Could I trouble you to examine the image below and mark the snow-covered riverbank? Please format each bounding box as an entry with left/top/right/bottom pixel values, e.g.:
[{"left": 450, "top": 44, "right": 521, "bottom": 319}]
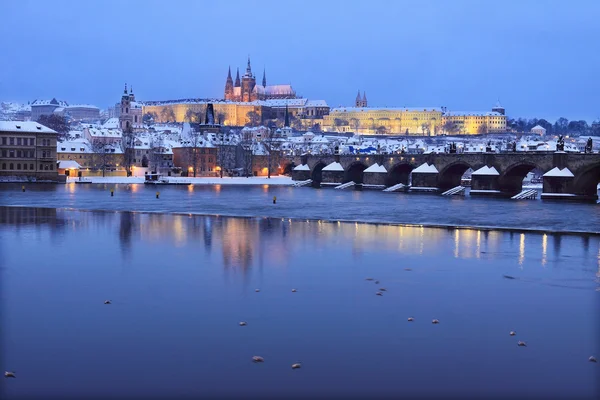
[{"left": 66, "top": 176, "right": 294, "bottom": 186}]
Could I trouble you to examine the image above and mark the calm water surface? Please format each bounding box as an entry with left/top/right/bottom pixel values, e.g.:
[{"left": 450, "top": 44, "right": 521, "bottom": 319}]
[
  {"left": 0, "top": 183, "right": 599, "bottom": 233},
  {"left": 1, "top": 207, "right": 599, "bottom": 399}
]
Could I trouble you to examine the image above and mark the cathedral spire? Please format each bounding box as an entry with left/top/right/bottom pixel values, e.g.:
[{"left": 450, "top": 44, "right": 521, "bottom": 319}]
[
  {"left": 227, "top": 66, "right": 232, "bottom": 79},
  {"left": 235, "top": 68, "right": 240, "bottom": 87},
  {"left": 246, "top": 56, "right": 252, "bottom": 76},
  {"left": 362, "top": 92, "right": 367, "bottom": 104},
  {"left": 284, "top": 104, "right": 290, "bottom": 128},
  {"left": 262, "top": 67, "right": 266, "bottom": 87},
  {"left": 355, "top": 90, "right": 361, "bottom": 107}
]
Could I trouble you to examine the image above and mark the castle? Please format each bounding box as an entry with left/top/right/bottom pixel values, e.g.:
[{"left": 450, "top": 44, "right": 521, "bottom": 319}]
[{"left": 224, "top": 57, "right": 297, "bottom": 102}]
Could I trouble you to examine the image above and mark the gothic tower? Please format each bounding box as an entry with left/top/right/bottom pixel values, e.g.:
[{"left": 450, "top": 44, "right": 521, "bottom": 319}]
[
  {"left": 234, "top": 68, "right": 241, "bottom": 87},
  {"left": 362, "top": 92, "right": 367, "bottom": 107},
  {"left": 355, "top": 90, "right": 362, "bottom": 107},
  {"left": 224, "top": 66, "right": 234, "bottom": 100},
  {"left": 241, "top": 56, "right": 256, "bottom": 102},
  {"left": 262, "top": 68, "right": 267, "bottom": 87},
  {"left": 119, "top": 83, "right": 134, "bottom": 131}
]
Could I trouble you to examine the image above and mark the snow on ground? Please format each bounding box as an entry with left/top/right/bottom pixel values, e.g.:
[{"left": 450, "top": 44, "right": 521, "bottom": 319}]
[{"left": 66, "top": 176, "right": 294, "bottom": 186}]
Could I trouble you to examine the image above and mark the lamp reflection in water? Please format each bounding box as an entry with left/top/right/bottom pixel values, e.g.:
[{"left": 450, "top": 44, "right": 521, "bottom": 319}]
[
  {"left": 519, "top": 233, "right": 525, "bottom": 268},
  {"left": 541, "top": 234, "right": 548, "bottom": 267},
  {"left": 454, "top": 229, "right": 460, "bottom": 258}
]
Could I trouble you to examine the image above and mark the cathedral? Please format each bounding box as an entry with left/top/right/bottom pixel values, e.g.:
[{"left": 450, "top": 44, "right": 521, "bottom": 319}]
[{"left": 224, "top": 57, "right": 296, "bottom": 102}]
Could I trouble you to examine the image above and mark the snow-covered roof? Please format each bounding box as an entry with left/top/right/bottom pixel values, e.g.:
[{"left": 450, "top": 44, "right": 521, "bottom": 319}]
[
  {"left": 58, "top": 140, "right": 92, "bottom": 153},
  {"left": 364, "top": 163, "right": 387, "bottom": 173},
  {"left": 444, "top": 111, "right": 503, "bottom": 117},
  {"left": 543, "top": 167, "right": 574, "bottom": 178},
  {"left": 293, "top": 164, "right": 310, "bottom": 171},
  {"left": 322, "top": 162, "right": 344, "bottom": 171},
  {"left": 331, "top": 107, "right": 442, "bottom": 113},
  {"left": 412, "top": 163, "right": 439, "bottom": 173},
  {"left": 102, "top": 117, "right": 120, "bottom": 129},
  {"left": 58, "top": 160, "right": 82, "bottom": 169},
  {"left": 531, "top": 125, "right": 546, "bottom": 131},
  {"left": 1, "top": 102, "right": 31, "bottom": 112},
  {"left": 86, "top": 128, "right": 122, "bottom": 137},
  {"left": 31, "top": 99, "right": 69, "bottom": 107},
  {"left": 67, "top": 104, "right": 99, "bottom": 110},
  {"left": 253, "top": 84, "right": 295, "bottom": 96},
  {"left": 261, "top": 98, "right": 306, "bottom": 107},
  {"left": 0, "top": 120, "right": 57, "bottom": 134},
  {"left": 472, "top": 166, "right": 500, "bottom": 176},
  {"left": 305, "top": 100, "right": 329, "bottom": 108}
]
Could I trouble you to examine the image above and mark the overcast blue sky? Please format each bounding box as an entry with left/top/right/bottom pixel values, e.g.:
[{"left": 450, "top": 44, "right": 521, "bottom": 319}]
[{"left": 1, "top": 0, "right": 599, "bottom": 121}]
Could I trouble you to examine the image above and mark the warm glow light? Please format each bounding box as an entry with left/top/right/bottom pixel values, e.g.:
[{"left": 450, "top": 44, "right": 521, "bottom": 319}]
[
  {"left": 188, "top": 166, "right": 193, "bottom": 172},
  {"left": 519, "top": 233, "right": 525, "bottom": 267},
  {"left": 542, "top": 234, "right": 547, "bottom": 267}
]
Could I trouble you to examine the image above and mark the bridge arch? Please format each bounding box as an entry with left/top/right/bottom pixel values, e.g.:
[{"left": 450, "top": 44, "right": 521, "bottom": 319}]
[
  {"left": 499, "top": 161, "right": 542, "bottom": 195},
  {"left": 572, "top": 162, "right": 600, "bottom": 198},
  {"left": 438, "top": 161, "right": 472, "bottom": 190},
  {"left": 385, "top": 163, "right": 414, "bottom": 187},
  {"left": 311, "top": 161, "right": 327, "bottom": 184},
  {"left": 344, "top": 161, "right": 368, "bottom": 184}
]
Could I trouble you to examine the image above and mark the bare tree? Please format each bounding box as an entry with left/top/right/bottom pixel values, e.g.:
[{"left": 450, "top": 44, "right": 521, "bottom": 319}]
[
  {"left": 160, "top": 107, "right": 176, "bottom": 123},
  {"left": 263, "top": 129, "right": 276, "bottom": 178},
  {"left": 245, "top": 111, "right": 261, "bottom": 126},
  {"left": 239, "top": 139, "right": 254, "bottom": 178},
  {"left": 350, "top": 118, "right": 360, "bottom": 132},
  {"left": 442, "top": 120, "right": 459, "bottom": 135},
  {"left": 91, "top": 140, "right": 110, "bottom": 178},
  {"left": 333, "top": 118, "right": 348, "bottom": 131},
  {"left": 150, "top": 136, "right": 165, "bottom": 173},
  {"left": 121, "top": 125, "right": 136, "bottom": 176},
  {"left": 477, "top": 123, "right": 489, "bottom": 134},
  {"left": 216, "top": 112, "right": 226, "bottom": 125},
  {"left": 184, "top": 127, "right": 203, "bottom": 177},
  {"left": 184, "top": 109, "right": 195, "bottom": 123},
  {"left": 377, "top": 126, "right": 387, "bottom": 135}
]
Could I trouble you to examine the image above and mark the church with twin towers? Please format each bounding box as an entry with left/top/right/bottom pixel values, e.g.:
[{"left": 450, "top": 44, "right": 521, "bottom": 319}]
[{"left": 224, "top": 57, "right": 297, "bottom": 102}]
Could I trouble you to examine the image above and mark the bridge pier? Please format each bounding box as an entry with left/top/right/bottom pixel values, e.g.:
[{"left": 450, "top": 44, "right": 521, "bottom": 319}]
[
  {"left": 540, "top": 167, "right": 594, "bottom": 201},
  {"left": 410, "top": 163, "right": 439, "bottom": 192},
  {"left": 470, "top": 166, "right": 503, "bottom": 197},
  {"left": 291, "top": 165, "right": 310, "bottom": 181},
  {"left": 363, "top": 163, "right": 387, "bottom": 187}
]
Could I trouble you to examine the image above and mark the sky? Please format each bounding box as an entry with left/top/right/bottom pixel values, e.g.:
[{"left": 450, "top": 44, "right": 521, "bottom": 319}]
[{"left": 1, "top": 0, "right": 599, "bottom": 122}]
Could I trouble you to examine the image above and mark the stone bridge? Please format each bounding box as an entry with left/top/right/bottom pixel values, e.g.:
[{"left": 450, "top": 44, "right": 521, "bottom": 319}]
[{"left": 287, "top": 152, "right": 600, "bottom": 202}]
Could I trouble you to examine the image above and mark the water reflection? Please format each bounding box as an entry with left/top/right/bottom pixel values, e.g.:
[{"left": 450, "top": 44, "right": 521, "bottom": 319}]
[
  {"left": 519, "top": 233, "right": 525, "bottom": 267},
  {"left": 542, "top": 234, "right": 548, "bottom": 267},
  {"left": 4, "top": 207, "right": 598, "bottom": 276},
  {"left": 2, "top": 208, "right": 599, "bottom": 399}
]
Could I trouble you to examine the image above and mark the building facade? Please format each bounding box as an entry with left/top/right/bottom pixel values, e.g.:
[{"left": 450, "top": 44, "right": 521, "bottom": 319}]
[
  {"left": 172, "top": 146, "right": 218, "bottom": 176},
  {"left": 142, "top": 98, "right": 329, "bottom": 127},
  {"left": 441, "top": 111, "right": 507, "bottom": 134},
  {"left": 64, "top": 105, "right": 100, "bottom": 122},
  {"left": 323, "top": 107, "right": 443, "bottom": 135},
  {"left": 30, "top": 98, "right": 69, "bottom": 121},
  {"left": 0, "top": 121, "right": 59, "bottom": 180},
  {"left": 224, "top": 57, "right": 296, "bottom": 102}
]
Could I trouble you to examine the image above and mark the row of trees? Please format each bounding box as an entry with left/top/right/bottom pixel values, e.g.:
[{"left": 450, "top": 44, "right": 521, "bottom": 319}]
[
  {"left": 88, "top": 125, "right": 136, "bottom": 177},
  {"left": 507, "top": 117, "right": 599, "bottom": 136}
]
